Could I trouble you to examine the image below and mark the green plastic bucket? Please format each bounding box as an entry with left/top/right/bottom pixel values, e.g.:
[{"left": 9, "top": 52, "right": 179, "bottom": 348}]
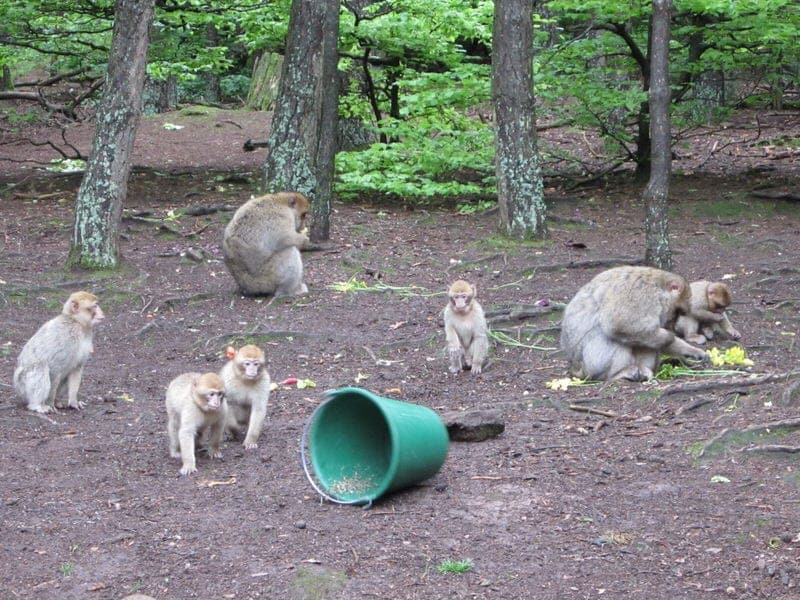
[{"left": 302, "top": 387, "right": 449, "bottom": 506}]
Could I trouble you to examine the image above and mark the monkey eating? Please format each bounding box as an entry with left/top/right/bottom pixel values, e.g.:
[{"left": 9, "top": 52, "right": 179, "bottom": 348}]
[
  {"left": 444, "top": 280, "right": 489, "bottom": 375},
  {"left": 165, "top": 372, "right": 228, "bottom": 476},
  {"left": 560, "top": 266, "right": 708, "bottom": 381},
  {"left": 14, "top": 291, "right": 104, "bottom": 413},
  {"left": 220, "top": 344, "right": 271, "bottom": 449},
  {"left": 222, "top": 192, "right": 310, "bottom": 297},
  {"left": 674, "top": 280, "right": 741, "bottom": 345}
]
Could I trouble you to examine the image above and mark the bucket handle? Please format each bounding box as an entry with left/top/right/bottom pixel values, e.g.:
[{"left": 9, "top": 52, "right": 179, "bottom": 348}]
[{"left": 300, "top": 393, "right": 373, "bottom": 509}]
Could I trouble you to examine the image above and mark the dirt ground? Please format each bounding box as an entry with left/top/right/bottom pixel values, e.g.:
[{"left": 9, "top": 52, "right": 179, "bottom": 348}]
[{"left": 1, "top": 107, "right": 800, "bottom": 600}]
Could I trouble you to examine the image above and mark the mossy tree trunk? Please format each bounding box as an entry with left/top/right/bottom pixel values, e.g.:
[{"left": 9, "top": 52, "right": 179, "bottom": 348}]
[
  {"left": 262, "top": 0, "right": 339, "bottom": 242},
  {"left": 68, "top": 0, "right": 154, "bottom": 269},
  {"left": 643, "top": 0, "right": 673, "bottom": 270},
  {"left": 246, "top": 52, "right": 284, "bottom": 111},
  {"left": 492, "top": 0, "right": 546, "bottom": 239}
]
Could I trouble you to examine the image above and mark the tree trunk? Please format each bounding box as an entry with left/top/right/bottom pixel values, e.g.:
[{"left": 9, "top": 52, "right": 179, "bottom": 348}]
[
  {"left": 246, "top": 52, "right": 284, "bottom": 111},
  {"left": 202, "top": 24, "right": 221, "bottom": 103},
  {"left": 492, "top": 0, "right": 546, "bottom": 238},
  {"left": 643, "top": 0, "right": 672, "bottom": 270},
  {"left": 262, "top": 0, "right": 339, "bottom": 242},
  {"left": 1, "top": 66, "right": 12, "bottom": 91},
  {"left": 68, "top": 0, "right": 154, "bottom": 269}
]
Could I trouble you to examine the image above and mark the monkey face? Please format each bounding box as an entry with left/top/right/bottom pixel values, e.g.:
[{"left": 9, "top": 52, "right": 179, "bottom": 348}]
[
  {"left": 707, "top": 283, "right": 731, "bottom": 313},
  {"left": 238, "top": 359, "right": 263, "bottom": 380},
  {"left": 450, "top": 292, "right": 473, "bottom": 313},
  {"left": 205, "top": 389, "right": 224, "bottom": 410},
  {"left": 90, "top": 303, "right": 105, "bottom": 325}
]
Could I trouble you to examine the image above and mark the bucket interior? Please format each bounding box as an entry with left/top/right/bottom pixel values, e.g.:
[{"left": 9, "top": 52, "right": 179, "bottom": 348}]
[{"left": 309, "top": 392, "right": 395, "bottom": 502}]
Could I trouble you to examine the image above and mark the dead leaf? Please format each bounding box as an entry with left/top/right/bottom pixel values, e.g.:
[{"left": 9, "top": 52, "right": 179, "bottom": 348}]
[
  {"left": 389, "top": 321, "right": 407, "bottom": 330},
  {"left": 88, "top": 583, "right": 108, "bottom": 592}
]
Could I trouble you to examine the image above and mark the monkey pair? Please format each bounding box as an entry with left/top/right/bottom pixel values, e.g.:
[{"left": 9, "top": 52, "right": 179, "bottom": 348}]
[
  {"left": 560, "top": 266, "right": 741, "bottom": 382},
  {"left": 165, "top": 344, "right": 270, "bottom": 475}
]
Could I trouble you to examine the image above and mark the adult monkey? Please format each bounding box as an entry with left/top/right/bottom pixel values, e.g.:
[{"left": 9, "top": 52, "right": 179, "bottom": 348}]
[
  {"left": 222, "top": 192, "right": 310, "bottom": 297},
  {"left": 560, "top": 266, "right": 708, "bottom": 381}
]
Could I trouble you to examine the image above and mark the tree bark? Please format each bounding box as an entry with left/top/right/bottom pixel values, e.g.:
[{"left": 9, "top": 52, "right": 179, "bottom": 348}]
[
  {"left": 643, "top": 0, "right": 672, "bottom": 270},
  {"left": 68, "top": 0, "right": 154, "bottom": 269},
  {"left": 245, "top": 52, "right": 284, "bottom": 111},
  {"left": 1, "top": 66, "right": 12, "bottom": 91},
  {"left": 492, "top": 0, "right": 546, "bottom": 238},
  {"left": 262, "top": 0, "right": 339, "bottom": 242}
]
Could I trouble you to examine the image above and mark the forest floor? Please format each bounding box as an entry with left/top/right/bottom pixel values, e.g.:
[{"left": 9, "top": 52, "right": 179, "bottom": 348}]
[{"left": 1, "top": 106, "right": 800, "bottom": 600}]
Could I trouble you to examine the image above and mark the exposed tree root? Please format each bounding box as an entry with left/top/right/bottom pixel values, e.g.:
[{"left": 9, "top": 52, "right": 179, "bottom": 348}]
[
  {"left": 659, "top": 371, "right": 800, "bottom": 400},
  {"left": 742, "top": 444, "right": 800, "bottom": 454},
  {"left": 533, "top": 257, "right": 644, "bottom": 272},
  {"left": 698, "top": 417, "right": 800, "bottom": 458},
  {"left": 486, "top": 302, "right": 565, "bottom": 325},
  {"left": 568, "top": 404, "right": 618, "bottom": 418}
]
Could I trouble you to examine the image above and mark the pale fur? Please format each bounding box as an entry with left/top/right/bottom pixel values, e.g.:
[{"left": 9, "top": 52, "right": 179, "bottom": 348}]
[
  {"left": 165, "top": 372, "right": 228, "bottom": 476},
  {"left": 219, "top": 345, "right": 271, "bottom": 449},
  {"left": 674, "top": 280, "right": 741, "bottom": 344},
  {"left": 13, "top": 291, "right": 103, "bottom": 413},
  {"left": 444, "top": 281, "right": 489, "bottom": 376}
]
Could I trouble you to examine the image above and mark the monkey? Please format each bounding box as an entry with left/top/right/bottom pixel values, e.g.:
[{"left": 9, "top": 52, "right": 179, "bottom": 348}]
[
  {"left": 674, "top": 280, "right": 741, "bottom": 345},
  {"left": 222, "top": 192, "right": 310, "bottom": 297},
  {"left": 444, "top": 280, "right": 489, "bottom": 376},
  {"left": 560, "top": 266, "right": 708, "bottom": 382},
  {"left": 219, "top": 344, "right": 271, "bottom": 449},
  {"left": 165, "top": 372, "right": 228, "bottom": 476},
  {"left": 13, "top": 291, "right": 104, "bottom": 413}
]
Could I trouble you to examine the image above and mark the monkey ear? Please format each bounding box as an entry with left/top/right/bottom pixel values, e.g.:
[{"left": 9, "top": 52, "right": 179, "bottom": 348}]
[
  {"left": 225, "top": 346, "right": 237, "bottom": 360},
  {"left": 287, "top": 195, "right": 297, "bottom": 208}
]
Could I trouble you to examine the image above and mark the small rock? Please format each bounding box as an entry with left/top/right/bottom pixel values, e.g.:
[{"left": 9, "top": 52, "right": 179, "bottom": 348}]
[
  {"left": 442, "top": 409, "right": 505, "bottom": 442},
  {"left": 434, "top": 483, "right": 447, "bottom": 493},
  {"left": 184, "top": 248, "right": 205, "bottom": 262},
  {"left": 121, "top": 595, "right": 156, "bottom": 600},
  {"left": 767, "top": 565, "right": 776, "bottom": 577},
  {"left": 780, "top": 533, "right": 794, "bottom": 543},
  {"left": 757, "top": 558, "right": 766, "bottom": 571},
  {"left": 294, "top": 521, "right": 307, "bottom": 530},
  {"left": 780, "top": 569, "right": 790, "bottom": 585},
  {"left": 725, "top": 586, "right": 735, "bottom": 595}
]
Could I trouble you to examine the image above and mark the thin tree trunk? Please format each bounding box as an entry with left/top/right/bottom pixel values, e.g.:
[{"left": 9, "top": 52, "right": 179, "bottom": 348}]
[
  {"left": 68, "top": 0, "right": 154, "bottom": 269},
  {"left": 262, "top": 0, "right": 339, "bottom": 242},
  {"left": 492, "top": 0, "right": 546, "bottom": 238},
  {"left": 1, "top": 66, "right": 12, "bottom": 91},
  {"left": 643, "top": 0, "right": 672, "bottom": 269}
]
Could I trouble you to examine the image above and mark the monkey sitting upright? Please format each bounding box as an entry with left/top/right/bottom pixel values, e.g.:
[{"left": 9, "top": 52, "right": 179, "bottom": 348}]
[
  {"left": 222, "top": 192, "right": 310, "bottom": 297},
  {"left": 560, "top": 266, "right": 708, "bottom": 381},
  {"left": 674, "top": 280, "right": 741, "bottom": 345},
  {"left": 14, "top": 291, "right": 104, "bottom": 413},
  {"left": 444, "top": 280, "right": 489, "bottom": 376}
]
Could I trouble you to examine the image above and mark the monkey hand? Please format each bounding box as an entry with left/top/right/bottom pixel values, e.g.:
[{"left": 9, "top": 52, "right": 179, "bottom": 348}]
[
  {"left": 210, "top": 450, "right": 223, "bottom": 459},
  {"left": 448, "top": 347, "right": 464, "bottom": 374},
  {"left": 470, "top": 364, "right": 482, "bottom": 376},
  {"left": 180, "top": 464, "right": 197, "bottom": 476},
  {"left": 685, "top": 346, "right": 709, "bottom": 362},
  {"left": 244, "top": 441, "right": 258, "bottom": 450},
  {"left": 727, "top": 327, "right": 742, "bottom": 340},
  {"left": 67, "top": 400, "right": 86, "bottom": 410}
]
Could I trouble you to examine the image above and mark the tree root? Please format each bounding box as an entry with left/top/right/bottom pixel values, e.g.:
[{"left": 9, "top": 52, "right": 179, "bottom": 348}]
[
  {"left": 568, "top": 404, "right": 618, "bottom": 418},
  {"left": 698, "top": 417, "right": 800, "bottom": 458},
  {"left": 486, "top": 302, "right": 565, "bottom": 325},
  {"left": 742, "top": 444, "right": 800, "bottom": 454},
  {"left": 533, "top": 257, "right": 644, "bottom": 272},
  {"left": 659, "top": 371, "right": 800, "bottom": 400}
]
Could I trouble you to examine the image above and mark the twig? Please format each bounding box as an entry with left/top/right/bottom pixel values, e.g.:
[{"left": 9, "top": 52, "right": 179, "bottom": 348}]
[
  {"left": 485, "top": 303, "right": 565, "bottom": 325},
  {"left": 534, "top": 257, "right": 644, "bottom": 272},
  {"left": 158, "top": 292, "right": 215, "bottom": 310},
  {"left": 674, "top": 397, "right": 714, "bottom": 415},
  {"left": 568, "top": 404, "right": 618, "bottom": 418},
  {"left": 660, "top": 371, "right": 800, "bottom": 400}
]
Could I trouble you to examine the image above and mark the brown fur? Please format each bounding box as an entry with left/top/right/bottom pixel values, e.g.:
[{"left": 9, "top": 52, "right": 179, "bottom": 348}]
[
  {"left": 222, "top": 192, "right": 310, "bottom": 297},
  {"left": 560, "top": 266, "right": 707, "bottom": 381},
  {"left": 219, "top": 345, "right": 271, "bottom": 449},
  {"left": 675, "top": 280, "right": 740, "bottom": 344}
]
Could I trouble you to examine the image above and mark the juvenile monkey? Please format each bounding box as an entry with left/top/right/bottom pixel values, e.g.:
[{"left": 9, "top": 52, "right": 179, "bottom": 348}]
[
  {"left": 14, "top": 291, "right": 104, "bottom": 413},
  {"left": 674, "top": 280, "right": 741, "bottom": 345},
  {"left": 220, "top": 344, "right": 271, "bottom": 449},
  {"left": 560, "top": 266, "right": 708, "bottom": 381},
  {"left": 165, "top": 372, "right": 228, "bottom": 476},
  {"left": 222, "top": 192, "right": 310, "bottom": 297},
  {"left": 444, "top": 280, "right": 489, "bottom": 375}
]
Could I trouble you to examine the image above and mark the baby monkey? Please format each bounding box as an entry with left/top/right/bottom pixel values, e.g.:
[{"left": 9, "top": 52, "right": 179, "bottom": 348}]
[
  {"left": 220, "top": 344, "right": 271, "bottom": 449},
  {"left": 675, "top": 280, "right": 741, "bottom": 345},
  {"left": 444, "top": 280, "right": 488, "bottom": 375},
  {"left": 165, "top": 372, "right": 228, "bottom": 476}
]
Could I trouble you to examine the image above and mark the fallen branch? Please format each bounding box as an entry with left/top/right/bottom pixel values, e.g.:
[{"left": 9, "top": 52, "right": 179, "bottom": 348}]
[
  {"left": 486, "top": 302, "right": 565, "bottom": 325},
  {"left": 660, "top": 371, "right": 800, "bottom": 400},
  {"left": 158, "top": 292, "right": 215, "bottom": 310},
  {"left": 742, "top": 444, "right": 800, "bottom": 454},
  {"left": 749, "top": 189, "right": 800, "bottom": 202},
  {"left": 181, "top": 203, "right": 237, "bottom": 216},
  {"left": 674, "top": 397, "right": 714, "bottom": 415},
  {"left": 568, "top": 404, "right": 618, "bottom": 418},
  {"left": 782, "top": 378, "right": 800, "bottom": 405},
  {"left": 534, "top": 257, "right": 644, "bottom": 272},
  {"left": 698, "top": 417, "right": 800, "bottom": 458}
]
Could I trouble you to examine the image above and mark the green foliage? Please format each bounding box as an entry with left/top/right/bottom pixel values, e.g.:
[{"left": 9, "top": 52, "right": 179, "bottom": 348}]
[
  {"left": 219, "top": 74, "right": 251, "bottom": 100},
  {"left": 436, "top": 559, "right": 473, "bottom": 574}
]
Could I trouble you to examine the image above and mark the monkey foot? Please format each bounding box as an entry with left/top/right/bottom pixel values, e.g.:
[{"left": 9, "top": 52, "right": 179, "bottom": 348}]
[
  {"left": 244, "top": 442, "right": 258, "bottom": 450},
  {"left": 209, "top": 451, "right": 223, "bottom": 459},
  {"left": 29, "top": 405, "right": 56, "bottom": 414},
  {"left": 66, "top": 401, "right": 86, "bottom": 410},
  {"left": 179, "top": 465, "right": 197, "bottom": 476}
]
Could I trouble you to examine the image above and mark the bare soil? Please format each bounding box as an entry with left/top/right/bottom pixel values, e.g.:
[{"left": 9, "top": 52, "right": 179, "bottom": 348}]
[{"left": 1, "top": 107, "right": 800, "bottom": 600}]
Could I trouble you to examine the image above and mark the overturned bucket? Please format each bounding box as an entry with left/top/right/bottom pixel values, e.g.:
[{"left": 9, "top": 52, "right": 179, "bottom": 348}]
[{"left": 301, "top": 387, "right": 449, "bottom": 506}]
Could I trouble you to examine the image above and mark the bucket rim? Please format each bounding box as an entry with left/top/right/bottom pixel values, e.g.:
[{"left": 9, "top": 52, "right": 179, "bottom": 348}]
[{"left": 306, "top": 386, "right": 401, "bottom": 504}]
